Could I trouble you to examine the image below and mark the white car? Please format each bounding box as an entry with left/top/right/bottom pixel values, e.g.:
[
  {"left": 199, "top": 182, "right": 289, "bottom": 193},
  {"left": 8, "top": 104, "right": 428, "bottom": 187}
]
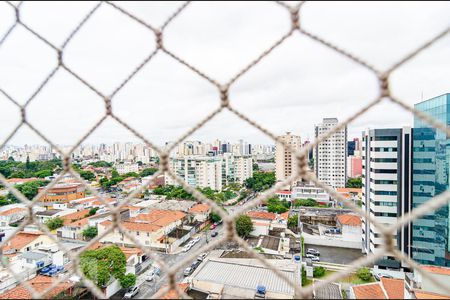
[
  {"left": 306, "top": 254, "right": 320, "bottom": 261},
  {"left": 124, "top": 286, "right": 139, "bottom": 299},
  {"left": 193, "top": 236, "right": 201, "bottom": 244},
  {"left": 197, "top": 253, "right": 207, "bottom": 261},
  {"left": 182, "top": 244, "right": 192, "bottom": 252},
  {"left": 145, "top": 270, "right": 155, "bottom": 282}
]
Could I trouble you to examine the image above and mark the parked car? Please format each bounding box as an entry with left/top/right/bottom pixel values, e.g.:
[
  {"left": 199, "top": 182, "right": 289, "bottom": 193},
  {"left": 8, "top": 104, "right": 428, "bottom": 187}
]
[
  {"left": 307, "top": 249, "right": 320, "bottom": 256},
  {"left": 197, "top": 253, "right": 208, "bottom": 261},
  {"left": 183, "top": 244, "right": 192, "bottom": 252},
  {"left": 124, "top": 286, "right": 139, "bottom": 299},
  {"left": 374, "top": 273, "right": 393, "bottom": 281},
  {"left": 183, "top": 267, "right": 194, "bottom": 277},
  {"left": 305, "top": 254, "right": 320, "bottom": 261},
  {"left": 210, "top": 224, "right": 217, "bottom": 230},
  {"left": 211, "top": 231, "right": 218, "bottom": 237},
  {"left": 191, "top": 260, "right": 201, "bottom": 270},
  {"left": 192, "top": 236, "right": 201, "bottom": 244}
]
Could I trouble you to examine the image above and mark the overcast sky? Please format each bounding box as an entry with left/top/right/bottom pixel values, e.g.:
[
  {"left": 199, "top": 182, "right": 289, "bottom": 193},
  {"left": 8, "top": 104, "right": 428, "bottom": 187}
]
[{"left": 1, "top": 1, "right": 449, "bottom": 149}]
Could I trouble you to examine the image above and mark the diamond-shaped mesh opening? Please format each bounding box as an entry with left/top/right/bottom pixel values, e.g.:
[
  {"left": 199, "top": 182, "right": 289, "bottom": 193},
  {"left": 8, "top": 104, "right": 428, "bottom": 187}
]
[{"left": 0, "top": 1, "right": 449, "bottom": 299}]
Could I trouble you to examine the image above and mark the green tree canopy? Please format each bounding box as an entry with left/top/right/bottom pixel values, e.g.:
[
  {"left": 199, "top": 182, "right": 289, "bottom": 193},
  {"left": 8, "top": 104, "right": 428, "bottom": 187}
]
[
  {"left": 6, "top": 180, "right": 49, "bottom": 203},
  {"left": 293, "top": 198, "right": 319, "bottom": 207},
  {"left": 88, "top": 161, "right": 113, "bottom": 168},
  {"left": 357, "top": 267, "right": 372, "bottom": 281},
  {"left": 288, "top": 214, "right": 298, "bottom": 228},
  {"left": 244, "top": 172, "right": 275, "bottom": 192},
  {"left": 79, "top": 170, "right": 96, "bottom": 181},
  {"left": 140, "top": 168, "right": 158, "bottom": 177},
  {"left": 346, "top": 177, "right": 362, "bottom": 188},
  {"left": 80, "top": 245, "right": 127, "bottom": 288},
  {"left": 266, "top": 197, "right": 290, "bottom": 213},
  {"left": 210, "top": 212, "right": 222, "bottom": 223},
  {"left": 82, "top": 226, "right": 98, "bottom": 240},
  {"left": 119, "top": 273, "right": 136, "bottom": 289},
  {"left": 235, "top": 215, "right": 254, "bottom": 238},
  {"left": 45, "top": 217, "right": 64, "bottom": 231}
]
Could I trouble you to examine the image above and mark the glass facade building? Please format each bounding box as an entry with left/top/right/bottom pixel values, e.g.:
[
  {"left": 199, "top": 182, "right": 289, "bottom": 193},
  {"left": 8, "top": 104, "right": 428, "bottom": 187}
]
[{"left": 412, "top": 93, "right": 450, "bottom": 267}]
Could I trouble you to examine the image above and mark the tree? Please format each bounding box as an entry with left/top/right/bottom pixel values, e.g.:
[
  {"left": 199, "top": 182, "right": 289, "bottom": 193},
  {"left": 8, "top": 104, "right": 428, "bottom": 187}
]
[
  {"left": 235, "top": 215, "right": 254, "bottom": 238},
  {"left": 252, "top": 163, "right": 259, "bottom": 171},
  {"left": 266, "top": 197, "right": 289, "bottom": 213},
  {"left": 79, "top": 170, "right": 95, "bottom": 181},
  {"left": 313, "top": 266, "right": 326, "bottom": 278},
  {"left": 140, "top": 168, "right": 158, "bottom": 177},
  {"left": 88, "top": 207, "right": 99, "bottom": 216},
  {"left": 210, "top": 212, "right": 222, "bottom": 223},
  {"left": 80, "top": 245, "right": 127, "bottom": 288},
  {"left": 111, "top": 169, "right": 120, "bottom": 179},
  {"left": 244, "top": 171, "right": 275, "bottom": 192},
  {"left": 293, "top": 198, "right": 318, "bottom": 207},
  {"left": 34, "top": 170, "right": 52, "bottom": 178},
  {"left": 356, "top": 267, "right": 372, "bottom": 281},
  {"left": 45, "top": 217, "right": 64, "bottom": 231},
  {"left": 346, "top": 177, "right": 362, "bottom": 188},
  {"left": 82, "top": 226, "right": 98, "bottom": 240},
  {"left": 288, "top": 214, "right": 298, "bottom": 228},
  {"left": 119, "top": 273, "right": 136, "bottom": 289},
  {"left": 7, "top": 180, "right": 49, "bottom": 202}
]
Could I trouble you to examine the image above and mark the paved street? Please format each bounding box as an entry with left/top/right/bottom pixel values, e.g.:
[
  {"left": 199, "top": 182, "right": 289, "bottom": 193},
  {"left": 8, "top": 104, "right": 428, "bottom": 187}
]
[{"left": 135, "top": 224, "right": 225, "bottom": 299}]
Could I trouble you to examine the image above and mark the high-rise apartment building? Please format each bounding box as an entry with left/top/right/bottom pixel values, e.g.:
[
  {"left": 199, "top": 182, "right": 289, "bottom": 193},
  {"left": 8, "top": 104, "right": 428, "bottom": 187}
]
[
  {"left": 166, "top": 154, "right": 253, "bottom": 190},
  {"left": 314, "top": 118, "right": 347, "bottom": 188},
  {"left": 362, "top": 127, "right": 412, "bottom": 269},
  {"left": 412, "top": 94, "right": 450, "bottom": 267},
  {"left": 275, "top": 132, "right": 302, "bottom": 182}
]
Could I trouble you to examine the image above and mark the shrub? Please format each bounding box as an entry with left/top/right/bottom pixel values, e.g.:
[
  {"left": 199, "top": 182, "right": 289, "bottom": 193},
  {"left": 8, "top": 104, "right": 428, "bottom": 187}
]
[
  {"left": 357, "top": 267, "right": 372, "bottom": 281},
  {"left": 313, "top": 266, "right": 326, "bottom": 278}
]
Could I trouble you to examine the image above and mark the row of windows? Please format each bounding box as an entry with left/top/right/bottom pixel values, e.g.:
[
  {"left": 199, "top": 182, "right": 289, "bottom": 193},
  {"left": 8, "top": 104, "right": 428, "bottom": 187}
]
[
  {"left": 372, "top": 158, "right": 397, "bottom": 163},
  {"left": 372, "top": 169, "right": 397, "bottom": 174},
  {"left": 373, "top": 147, "right": 398, "bottom": 152},
  {"left": 373, "top": 212, "right": 398, "bottom": 217},
  {"left": 373, "top": 136, "right": 398, "bottom": 141},
  {"left": 373, "top": 179, "right": 397, "bottom": 185},
  {"left": 373, "top": 201, "right": 397, "bottom": 207},
  {"left": 374, "top": 191, "right": 397, "bottom": 196}
]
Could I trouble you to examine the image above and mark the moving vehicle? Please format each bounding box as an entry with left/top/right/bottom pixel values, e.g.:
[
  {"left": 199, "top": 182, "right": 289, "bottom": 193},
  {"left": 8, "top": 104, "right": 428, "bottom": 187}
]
[
  {"left": 211, "top": 231, "right": 218, "bottom": 237},
  {"left": 145, "top": 269, "right": 155, "bottom": 282},
  {"left": 307, "top": 249, "right": 320, "bottom": 256},
  {"left": 197, "top": 253, "right": 207, "bottom": 261},
  {"left": 183, "top": 267, "right": 194, "bottom": 277},
  {"left": 124, "top": 286, "right": 140, "bottom": 299}
]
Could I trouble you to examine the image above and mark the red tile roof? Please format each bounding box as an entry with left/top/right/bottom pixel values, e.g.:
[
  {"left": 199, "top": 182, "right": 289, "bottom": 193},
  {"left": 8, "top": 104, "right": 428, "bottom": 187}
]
[
  {"left": 130, "top": 210, "right": 186, "bottom": 227},
  {"left": 3, "top": 232, "right": 42, "bottom": 253},
  {"left": 100, "top": 220, "right": 161, "bottom": 233},
  {"left": 0, "top": 275, "right": 73, "bottom": 299},
  {"left": 336, "top": 187, "right": 362, "bottom": 193},
  {"left": 0, "top": 207, "right": 27, "bottom": 216},
  {"left": 61, "top": 209, "right": 90, "bottom": 225},
  {"left": 6, "top": 178, "right": 39, "bottom": 184},
  {"left": 413, "top": 290, "right": 450, "bottom": 299},
  {"left": 337, "top": 214, "right": 362, "bottom": 226},
  {"left": 247, "top": 211, "right": 276, "bottom": 220},
  {"left": 276, "top": 190, "right": 291, "bottom": 195},
  {"left": 421, "top": 265, "right": 450, "bottom": 276},
  {"left": 381, "top": 278, "right": 404, "bottom": 299},
  {"left": 189, "top": 203, "right": 210, "bottom": 213},
  {"left": 352, "top": 283, "right": 387, "bottom": 299}
]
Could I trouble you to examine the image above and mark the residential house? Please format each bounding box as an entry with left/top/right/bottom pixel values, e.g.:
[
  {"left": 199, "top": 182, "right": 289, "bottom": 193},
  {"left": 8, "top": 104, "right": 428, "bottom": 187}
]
[
  {"left": 2, "top": 230, "right": 54, "bottom": 260},
  {"left": 98, "top": 221, "right": 165, "bottom": 250},
  {"left": 57, "top": 217, "right": 90, "bottom": 240},
  {"left": 188, "top": 204, "right": 211, "bottom": 223},
  {"left": 130, "top": 210, "right": 187, "bottom": 235},
  {"left": 247, "top": 211, "right": 276, "bottom": 236},
  {"left": 0, "top": 275, "right": 75, "bottom": 299},
  {"left": 349, "top": 278, "right": 405, "bottom": 299},
  {"left": 336, "top": 214, "right": 362, "bottom": 242},
  {"left": 0, "top": 208, "right": 27, "bottom": 227}
]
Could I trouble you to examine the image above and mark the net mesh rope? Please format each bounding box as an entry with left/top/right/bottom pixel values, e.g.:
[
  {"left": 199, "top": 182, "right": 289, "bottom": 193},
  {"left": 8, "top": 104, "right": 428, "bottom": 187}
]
[{"left": 0, "top": 1, "right": 449, "bottom": 299}]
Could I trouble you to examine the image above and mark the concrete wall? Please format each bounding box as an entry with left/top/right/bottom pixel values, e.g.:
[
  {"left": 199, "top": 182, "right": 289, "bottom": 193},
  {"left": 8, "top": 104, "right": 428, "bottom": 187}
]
[{"left": 303, "top": 234, "right": 361, "bottom": 249}]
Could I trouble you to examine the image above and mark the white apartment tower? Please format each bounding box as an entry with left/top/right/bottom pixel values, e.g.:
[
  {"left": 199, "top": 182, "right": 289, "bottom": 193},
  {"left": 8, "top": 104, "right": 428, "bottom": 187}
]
[
  {"left": 275, "top": 132, "right": 302, "bottom": 182},
  {"left": 166, "top": 154, "right": 253, "bottom": 190},
  {"left": 314, "top": 118, "right": 347, "bottom": 188},
  {"left": 362, "top": 127, "right": 412, "bottom": 270}
]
